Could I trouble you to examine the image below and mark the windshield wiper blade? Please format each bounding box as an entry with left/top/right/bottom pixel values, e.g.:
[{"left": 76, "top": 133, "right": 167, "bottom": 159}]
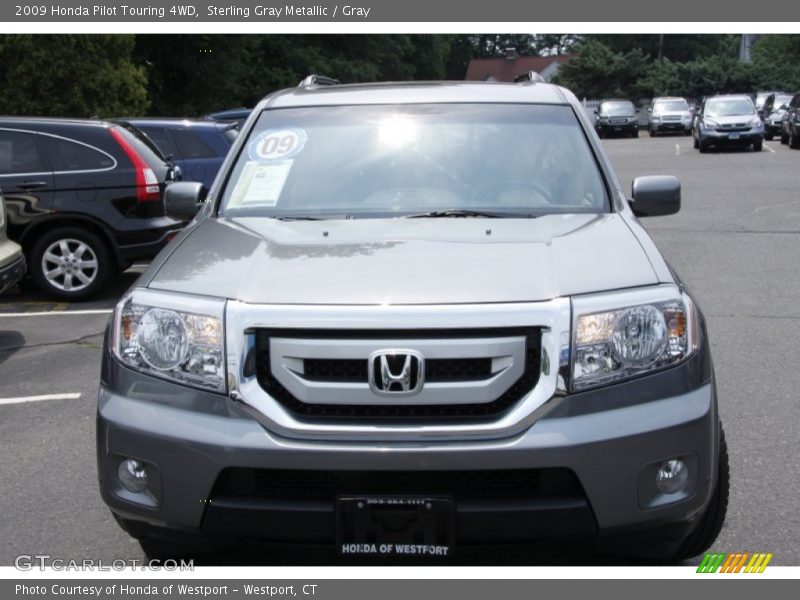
[{"left": 403, "top": 209, "right": 535, "bottom": 219}]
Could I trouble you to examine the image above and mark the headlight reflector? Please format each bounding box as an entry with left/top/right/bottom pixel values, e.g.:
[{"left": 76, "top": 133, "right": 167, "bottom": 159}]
[
  {"left": 114, "top": 289, "right": 226, "bottom": 392},
  {"left": 571, "top": 287, "right": 697, "bottom": 391}
]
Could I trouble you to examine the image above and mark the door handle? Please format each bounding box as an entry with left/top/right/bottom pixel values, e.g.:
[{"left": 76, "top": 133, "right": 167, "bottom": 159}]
[{"left": 17, "top": 181, "right": 48, "bottom": 190}]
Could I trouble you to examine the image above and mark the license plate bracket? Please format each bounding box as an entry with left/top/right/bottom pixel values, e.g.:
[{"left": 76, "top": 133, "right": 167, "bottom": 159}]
[
  {"left": 336, "top": 496, "right": 455, "bottom": 557},
  {"left": 729, "top": 132, "right": 741, "bottom": 140}
]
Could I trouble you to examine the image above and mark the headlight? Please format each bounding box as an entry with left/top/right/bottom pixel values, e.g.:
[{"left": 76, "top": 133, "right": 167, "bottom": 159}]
[
  {"left": 650, "top": 116, "right": 661, "bottom": 123},
  {"left": 681, "top": 114, "right": 691, "bottom": 121},
  {"left": 702, "top": 119, "right": 719, "bottom": 130},
  {"left": 749, "top": 117, "right": 763, "bottom": 128},
  {"left": 113, "top": 288, "right": 226, "bottom": 393},
  {"left": 571, "top": 286, "right": 698, "bottom": 391}
]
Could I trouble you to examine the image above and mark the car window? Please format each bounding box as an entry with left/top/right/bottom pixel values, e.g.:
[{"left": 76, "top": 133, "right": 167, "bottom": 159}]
[
  {"left": 172, "top": 129, "right": 217, "bottom": 159},
  {"left": 704, "top": 99, "right": 755, "bottom": 118},
  {"left": 653, "top": 100, "right": 688, "bottom": 113},
  {"left": 140, "top": 127, "right": 179, "bottom": 158},
  {"left": 0, "top": 130, "right": 47, "bottom": 175},
  {"left": 41, "top": 136, "right": 115, "bottom": 171},
  {"left": 599, "top": 102, "right": 635, "bottom": 116},
  {"left": 220, "top": 103, "right": 609, "bottom": 219}
]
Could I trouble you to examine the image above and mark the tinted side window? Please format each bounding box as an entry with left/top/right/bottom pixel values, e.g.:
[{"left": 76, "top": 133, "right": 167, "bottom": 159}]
[
  {"left": 172, "top": 129, "right": 216, "bottom": 159},
  {"left": 0, "top": 130, "right": 46, "bottom": 174},
  {"left": 140, "top": 127, "right": 178, "bottom": 158},
  {"left": 42, "top": 136, "right": 115, "bottom": 171}
]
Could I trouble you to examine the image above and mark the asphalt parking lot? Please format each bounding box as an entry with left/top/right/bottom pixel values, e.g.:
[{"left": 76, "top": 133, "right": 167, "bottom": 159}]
[{"left": 1, "top": 134, "right": 798, "bottom": 566}]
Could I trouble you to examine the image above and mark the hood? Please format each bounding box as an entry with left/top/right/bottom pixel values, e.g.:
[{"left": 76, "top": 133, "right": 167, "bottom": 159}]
[
  {"left": 148, "top": 214, "right": 659, "bottom": 305},
  {"left": 710, "top": 114, "right": 756, "bottom": 125}
]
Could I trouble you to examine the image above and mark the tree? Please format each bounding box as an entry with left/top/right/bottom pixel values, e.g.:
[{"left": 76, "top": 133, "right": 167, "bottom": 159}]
[
  {"left": 551, "top": 39, "right": 649, "bottom": 98},
  {"left": 0, "top": 35, "right": 148, "bottom": 117}
]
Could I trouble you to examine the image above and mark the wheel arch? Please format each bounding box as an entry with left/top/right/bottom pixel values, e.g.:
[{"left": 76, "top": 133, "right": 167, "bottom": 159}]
[{"left": 19, "top": 215, "right": 121, "bottom": 269}]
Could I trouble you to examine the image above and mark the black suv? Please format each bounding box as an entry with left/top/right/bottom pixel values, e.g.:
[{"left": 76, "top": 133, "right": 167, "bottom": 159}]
[
  {"left": 594, "top": 100, "right": 639, "bottom": 138},
  {"left": 0, "top": 118, "right": 183, "bottom": 300},
  {"left": 780, "top": 92, "right": 800, "bottom": 148}
]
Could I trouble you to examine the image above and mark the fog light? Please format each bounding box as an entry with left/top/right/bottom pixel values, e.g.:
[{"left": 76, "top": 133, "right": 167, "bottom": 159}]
[
  {"left": 118, "top": 459, "right": 148, "bottom": 493},
  {"left": 655, "top": 459, "right": 688, "bottom": 494}
]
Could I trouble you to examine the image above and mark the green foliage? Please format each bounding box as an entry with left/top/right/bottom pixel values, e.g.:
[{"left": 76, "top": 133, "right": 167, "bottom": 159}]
[
  {"left": 554, "top": 35, "right": 800, "bottom": 100},
  {"left": 0, "top": 35, "right": 148, "bottom": 117},
  {"left": 552, "top": 39, "right": 649, "bottom": 98}
]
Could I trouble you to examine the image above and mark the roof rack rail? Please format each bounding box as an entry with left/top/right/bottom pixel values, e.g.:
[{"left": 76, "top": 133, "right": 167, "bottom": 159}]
[
  {"left": 514, "top": 71, "right": 545, "bottom": 84},
  {"left": 298, "top": 74, "right": 340, "bottom": 88}
]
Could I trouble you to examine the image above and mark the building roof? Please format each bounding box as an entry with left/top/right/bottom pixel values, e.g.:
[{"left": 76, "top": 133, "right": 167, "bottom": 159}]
[{"left": 465, "top": 55, "right": 571, "bottom": 83}]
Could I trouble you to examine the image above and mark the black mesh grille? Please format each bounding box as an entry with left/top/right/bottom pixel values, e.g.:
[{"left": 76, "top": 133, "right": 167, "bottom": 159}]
[
  {"left": 254, "top": 328, "right": 540, "bottom": 423},
  {"left": 212, "top": 468, "right": 583, "bottom": 502},
  {"left": 303, "top": 357, "right": 492, "bottom": 383}
]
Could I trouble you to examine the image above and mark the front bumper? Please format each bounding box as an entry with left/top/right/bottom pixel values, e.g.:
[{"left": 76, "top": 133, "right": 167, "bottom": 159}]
[
  {"left": 651, "top": 121, "right": 691, "bottom": 133},
  {"left": 97, "top": 351, "right": 719, "bottom": 548},
  {"left": 698, "top": 128, "right": 763, "bottom": 146},
  {"left": 0, "top": 253, "right": 26, "bottom": 294},
  {"left": 596, "top": 121, "right": 638, "bottom": 135}
]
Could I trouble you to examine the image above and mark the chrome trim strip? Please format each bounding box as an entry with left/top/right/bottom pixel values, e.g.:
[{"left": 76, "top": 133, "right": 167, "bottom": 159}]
[
  {"left": 226, "top": 298, "right": 571, "bottom": 442},
  {"left": 0, "top": 127, "right": 118, "bottom": 176}
]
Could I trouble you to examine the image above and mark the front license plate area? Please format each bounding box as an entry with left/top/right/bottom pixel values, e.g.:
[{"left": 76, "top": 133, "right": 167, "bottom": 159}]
[
  {"left": 336, "top": 496, "right": 455, "bottom": 557},
  {"left": 729, "top": 132, "right": 740, "bottom": 139}
]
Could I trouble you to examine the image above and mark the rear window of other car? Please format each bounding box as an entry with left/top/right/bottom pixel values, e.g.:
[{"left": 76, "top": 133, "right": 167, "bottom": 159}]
[
  {"left": 172, "top": 129, "right": 217, "bottom": 159},
  {"left": 0, "top": 130, "right": 46, "bottom": 174},
  {"left": 42, "top": 136, "right": 115, "bottom": 171}
]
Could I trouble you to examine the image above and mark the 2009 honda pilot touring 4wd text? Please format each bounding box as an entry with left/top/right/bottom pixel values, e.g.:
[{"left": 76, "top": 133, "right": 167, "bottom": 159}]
[{"left": 97, "top": 77, "right": 728, "bottom": 562}]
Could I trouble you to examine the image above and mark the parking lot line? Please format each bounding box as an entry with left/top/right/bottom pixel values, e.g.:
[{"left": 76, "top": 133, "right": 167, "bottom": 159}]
[
  {"left": 0, "top": 392, "right": 81, "bottom": 406},
  {"left": 764, "top": 143, "right": 776, "bottom": 154},
  {"left": 0, "top": 309, "right": 113, "bottom": 317},
  {"left": 675, "top": 143, "right": 680, "bottom": 156}
]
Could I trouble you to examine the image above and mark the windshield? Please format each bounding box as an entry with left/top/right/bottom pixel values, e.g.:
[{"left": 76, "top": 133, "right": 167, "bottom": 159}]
[
  {"left": 599, "top": 102, "right": 635, "bottom": 116},
  {"left": 772, "top": 95, "right": 792, "bottom": 111},
  {"left": 653, "top": 100, "right": 688, "bottom": 113},
  {"left": 704, "top": 98, "right": 755, "bottom": 118},
  {"left": 219, "top": 104, "right": 609, "bottom": 219}
]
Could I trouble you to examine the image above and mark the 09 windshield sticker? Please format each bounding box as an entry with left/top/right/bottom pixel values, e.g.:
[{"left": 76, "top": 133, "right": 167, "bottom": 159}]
[
  {"left": 248, "top": 128, "right": 307, "bottom": 162},
  {"left": 228, "top": 160, "right": 293, "bottom": 208}
]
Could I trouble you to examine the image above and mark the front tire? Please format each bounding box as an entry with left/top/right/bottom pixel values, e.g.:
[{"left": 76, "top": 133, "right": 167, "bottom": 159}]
[
  {"left": 753, "top": 139, "right": 763, "bottom": 152},
  {"left": 790, "top": 129, "right": 800, "bottom": 149},
  {"left": 29, "top": 227, "right": 111, "bottom": 301},
  {"left": 765, "top": 132, "right": 774, "bottom": 141},
  {"left": 781, "top": 130, "right": 790, "bottom": 144}
]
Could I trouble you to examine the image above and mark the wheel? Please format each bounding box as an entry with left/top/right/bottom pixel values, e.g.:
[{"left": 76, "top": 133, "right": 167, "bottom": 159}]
[
  {"left": 781, "top": 130, "right": 789, "bottom": 144},
  {"left": 632, "top": 128, "right": 639, "bottom": 138},
  {"left": 597, "top": 129, "right": 605, "bottom": 139},
  {"left": 698, "top": 140, "right": 709, "bottom": 153},
  {"left": 674, "top": 425, "right": 730, "bottom": 560},
  {"left": 790, "top": 129, "right": 800, "bottom": 149},
  {"left": 753, "top": 139, "right": 763, "bottom": 152},
  {"left": 29, "top": 227, "right": 111, "bottom": 301},
  {"left": 649, "top": 128, "right": 655, "bottom": 137},
  {"left": 765, "top": 133, "right": 774, "bottom": 141}
]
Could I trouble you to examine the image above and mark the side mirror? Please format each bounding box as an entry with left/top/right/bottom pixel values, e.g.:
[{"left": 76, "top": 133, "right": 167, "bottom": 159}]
[
  {"left": 630, "top": 176, "right": 680, "bottom": 217},
  {"left": 165, "top": 181, "right": 206, "bottom": 221}
]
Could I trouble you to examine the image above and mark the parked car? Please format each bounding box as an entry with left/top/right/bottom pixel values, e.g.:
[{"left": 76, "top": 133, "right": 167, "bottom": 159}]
[
  {"left": 754, "top": 90, "right": 785, "bottom": 119},
  {"left": 594, "top": 99, "right": 639, "bottom": 138},
  {"left": 99, "top": 78, "right": 727, "bottom": 562},
  {"left": 761, "top": 92, "right": 793, "bottom": 141},
  {"left": 203, "top": 107, "right": 251, "bottom": 128},
  {"left": 0, "top": 191, "right": 25, "bottom": 294},
  {"left": 0, "top": 117, "right": 183, "bottom": 300},
  {"left": 692, "top": 95, "right": 763, "bottom": 152},
  {"left": 114, "top": 118, "right": 237, "bottom": 190},
  {"left": 647, "top": 97, "right": 692, "bottom": 136},
  {"left": 780, "top": 92, "right": 800, "bottom": 148}
]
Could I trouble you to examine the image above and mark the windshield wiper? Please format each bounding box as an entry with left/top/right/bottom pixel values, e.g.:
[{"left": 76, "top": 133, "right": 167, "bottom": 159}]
[{"left": 403, "top": 209, "right": 538, "bottom": 219}]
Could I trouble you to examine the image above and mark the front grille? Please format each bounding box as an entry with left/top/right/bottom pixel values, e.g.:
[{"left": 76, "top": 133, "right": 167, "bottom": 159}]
[
  {"left": 662, "top": 115, "right": 681, "bottom": 121},
  {"left": 254, "top": 328, "right": 540, "bottom": 423},
  {"left": 609, "top": 117, "right": 629, "bottom": 124},
  {"left": 211, "top": 468, "right": 583, "bottom": 502},
  {"left": 303, "top": 357, "right": 492, "bottom": 383}
]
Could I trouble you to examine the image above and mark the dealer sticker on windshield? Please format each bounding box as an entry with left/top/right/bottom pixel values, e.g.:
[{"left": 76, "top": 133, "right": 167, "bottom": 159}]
[
  {"left": 248, "top": 128, "right": 307, "bottom": 162},
  {"left": 228, "top": 160, "right": 293, "bottom": 207}
]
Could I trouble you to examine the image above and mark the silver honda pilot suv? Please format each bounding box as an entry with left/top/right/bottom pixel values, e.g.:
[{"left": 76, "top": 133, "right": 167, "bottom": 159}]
[{"left": 98, "top": 77, "right": 728, "bottom": 562}]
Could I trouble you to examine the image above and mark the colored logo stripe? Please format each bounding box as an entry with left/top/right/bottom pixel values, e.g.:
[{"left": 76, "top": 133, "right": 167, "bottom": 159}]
[{"left": 697, "top": 552, "right": 773, "bottom": 573}]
